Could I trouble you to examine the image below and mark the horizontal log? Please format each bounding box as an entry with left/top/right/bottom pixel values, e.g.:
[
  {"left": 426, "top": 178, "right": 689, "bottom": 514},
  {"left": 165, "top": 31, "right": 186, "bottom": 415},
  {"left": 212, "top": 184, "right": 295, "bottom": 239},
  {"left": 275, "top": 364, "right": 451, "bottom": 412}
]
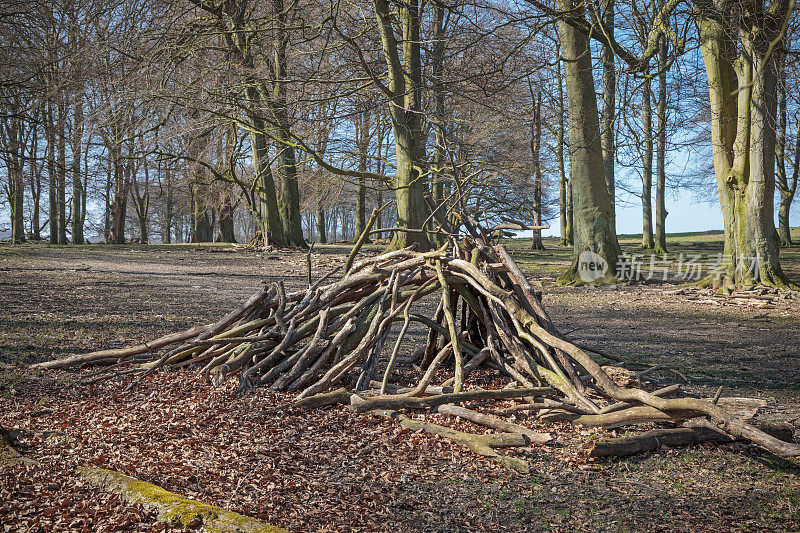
[
  {"left": 32, "top": 324, "right": 209, "bottom": 370},
  {"left": 540, "top": 405, "right": 697, "bottom": 428},
  {"left": 80, "top": 467, "right": 283, "bottom": 532},
  {"left": 585, "top": 427, "right": 734, "bottom": 458},
  {"left": 283, "top": 388, "right": 351, "bottom": 411},
  {"left": 350, "top": 387, "right": 556, "bottom": 413}
]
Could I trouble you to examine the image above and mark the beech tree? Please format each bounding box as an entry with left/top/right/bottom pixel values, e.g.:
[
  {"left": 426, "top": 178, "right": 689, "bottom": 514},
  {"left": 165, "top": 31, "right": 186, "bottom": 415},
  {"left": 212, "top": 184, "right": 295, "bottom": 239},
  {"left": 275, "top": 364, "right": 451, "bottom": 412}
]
[{"left": 695, "top": 0, "right": 795, "bottom": 287}]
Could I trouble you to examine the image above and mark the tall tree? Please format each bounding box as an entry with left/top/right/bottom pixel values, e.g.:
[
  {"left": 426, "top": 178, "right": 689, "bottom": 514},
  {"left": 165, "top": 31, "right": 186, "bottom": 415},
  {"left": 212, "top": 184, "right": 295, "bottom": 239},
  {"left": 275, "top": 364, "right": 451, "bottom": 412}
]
[
  {"left": 555, "top": 0, "right": 621, "bottom": 282},
  {"left": 530, "top": 90, "right": 545, "bottom": 250},
  {"left": 372, "top": 0, "right": 431, "bottom": 250},
  {"left": 654, "top": 37, "right": 669, "bottom": 253},
  {"left": 695, "top": 0, "right": 795, "bottom": 287},
  {"left": 600, "top": 0, "right": 617, "bottom": 230},
  {"left": 776, "top": 50, "right": 798, "bottom": 247}
]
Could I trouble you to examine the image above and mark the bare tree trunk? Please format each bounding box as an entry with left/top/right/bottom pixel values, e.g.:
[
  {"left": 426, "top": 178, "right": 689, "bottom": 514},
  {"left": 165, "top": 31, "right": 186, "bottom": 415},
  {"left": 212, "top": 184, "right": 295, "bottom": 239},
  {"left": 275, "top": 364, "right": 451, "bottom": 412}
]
[
  {"left": 132, "top": 156, "right": 150, "bottom": 244},
  {"left": 270, "top": 0, "right": 306, "bottom": 249},
  {"left": 56, "top": 96, "right": 67, "bottom": 244},
  {"left": 71, "top": 94, "right": 85, "bottom": 244},
  {"left": 556, "top": 52, "right": 569, "bottom": 246},
  {"left": 600, "top": 0, "right": 616, "bottom": 231},
  {"left": 46, "top": 101, "right": 58, "bottom": 244},
  {"left": 655, "top": 38, "right": 669, "bottom": 254},
  {"left": 641, "top": 76, "right": 654, "bottom": 249},
  {"left": 375, "top": 0, "right": 431, "bottom": 251},
  {"left": 353, "top": 106, "right": 371, "bottom": 242},
  {"left": 108, "top": 143, "right": 128, "bottom": 245},
  {"left": 556, "top": 0, "right": 620, "bottom": 283},
  {"left": 697, "top": 3, "right": 793, "bottom": 288},
  {"left": 776, "top": 54, "right": 797, "bottom": 247},
  {"left": 3, "top": 97, "right": 26, "bottom": 244},
  {"left": 28, "top": 118, "right": 41, "bottom": 240},
  {"left": 250, "top": 124, "right": 284, "bottom": 246},
  {"left": 217, "top": 186, "right": 236, "bottom": 243},
  {"left": 530, "top": 91, "right": 544, "bottom": 250}
]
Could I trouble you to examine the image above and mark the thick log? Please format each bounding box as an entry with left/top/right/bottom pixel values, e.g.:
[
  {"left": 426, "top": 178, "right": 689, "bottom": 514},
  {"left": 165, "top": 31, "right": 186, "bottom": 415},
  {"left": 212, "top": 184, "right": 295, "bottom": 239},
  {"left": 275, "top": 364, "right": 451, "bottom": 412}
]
[
  {"left": 540, "top": 405, "right": 697, "bottom": 428},
  {"left": 80, "top": 467, "right": 283, "bottom": 532},
  {"left": 585, "top": 427, "right": 734, "bottom": 458}
]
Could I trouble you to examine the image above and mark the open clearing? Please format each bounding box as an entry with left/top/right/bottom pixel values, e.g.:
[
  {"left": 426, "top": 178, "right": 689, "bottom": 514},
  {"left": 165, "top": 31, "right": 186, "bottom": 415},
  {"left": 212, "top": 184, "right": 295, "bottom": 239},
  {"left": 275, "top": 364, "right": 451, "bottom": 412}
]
[{"left": 1, "top": 233, "right": 800, "bottom": 531}]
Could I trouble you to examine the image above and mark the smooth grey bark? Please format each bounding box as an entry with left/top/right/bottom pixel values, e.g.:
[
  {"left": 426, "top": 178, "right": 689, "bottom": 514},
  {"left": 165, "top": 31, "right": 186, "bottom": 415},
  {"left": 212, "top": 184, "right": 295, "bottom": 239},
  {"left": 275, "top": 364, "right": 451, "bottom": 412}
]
[
  {"left": 641, "top": 76, "right": 655, "bottom": 249},
  {"left": 655, "top": 38, "right": 669, "bottom": 253},
  {"left": 696, "top": 0, "right": 793, "bottom": 288},
  {"left": 530, "top": 91, "right": 544, "bottom": 250},
  {"left": 776, "top": 56, "right": 797, "bottom": 247},
  {"left": 600, "top": 0, "right": 616, "bottom": 230},
  {"left": 557, "top": 0, "right": 621, "bottom": 283},
  {"left": 556, "top": 52, "right": 569, "bottom": 246}
]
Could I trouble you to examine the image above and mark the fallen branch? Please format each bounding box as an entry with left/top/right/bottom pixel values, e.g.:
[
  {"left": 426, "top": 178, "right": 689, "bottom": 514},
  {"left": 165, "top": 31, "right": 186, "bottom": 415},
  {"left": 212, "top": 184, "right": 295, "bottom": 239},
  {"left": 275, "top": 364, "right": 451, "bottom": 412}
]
[
  {"left": 80, "top": 467, "right": 284, "bottom": 532},
  {"left": 369, "top": 409, "right": 530, "bottom": 473},
  {"left": 350, "top": 387, "right": 555, "bottom": 413},
  {"left": 435, "top": 404, "right": 552, "bottom": 443},
  {"left": 584, "top": 427, "right": 734, "bottom": 458}
]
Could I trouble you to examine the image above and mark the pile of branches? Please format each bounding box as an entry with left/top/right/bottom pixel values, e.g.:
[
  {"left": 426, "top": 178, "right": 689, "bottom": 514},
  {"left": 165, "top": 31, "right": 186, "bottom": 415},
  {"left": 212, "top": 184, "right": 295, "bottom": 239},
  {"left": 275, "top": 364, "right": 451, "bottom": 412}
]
[{"left": 35, "top": 218, "right": 800, "bottom": 469}]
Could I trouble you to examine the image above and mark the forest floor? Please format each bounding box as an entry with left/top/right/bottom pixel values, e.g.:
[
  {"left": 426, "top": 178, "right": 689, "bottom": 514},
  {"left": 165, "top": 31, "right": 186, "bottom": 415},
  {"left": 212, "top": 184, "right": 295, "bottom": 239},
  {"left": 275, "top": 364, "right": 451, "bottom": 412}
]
[{"left": 1, "top": 230, "right": 800, "bottom": 532}]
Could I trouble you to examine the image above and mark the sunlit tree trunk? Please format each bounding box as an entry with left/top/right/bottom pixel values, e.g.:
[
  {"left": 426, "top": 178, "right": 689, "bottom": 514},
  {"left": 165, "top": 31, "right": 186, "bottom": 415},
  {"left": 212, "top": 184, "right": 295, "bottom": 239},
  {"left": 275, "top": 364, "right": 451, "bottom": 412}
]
[
  {"left": 556, "top": 52, "right": 570, "bottom": 246},
  {"left": 641, "top": 76, "right": 655, "bottom": 249},
  {"left": 374, "top": 0, "right": 431, "bottom": 251},
  {"left": 353, "top": 106, "right": 371, "bottom": 242},
  {"left": 270, "top": 0, "right": 305, "bottom": 248},
  {"left": 556, "top": 0, "right": 621, "bottom": 283},
  {"left": 655, "top": 38, "right": 669, "bottom": 254},
  {"left": 775, "top": 54, "right": 797, "bottom": 247},
  {"left": 530, "top": 91, "right": 544, "bottom": 250},
  {"left": 696, "top": 0, "right": 793, "bottom": 288},
  {"left": 600, "top": 0, "right": 616, "bottom": 230},
  {"left": 249, "top": 119, "right": 284, "bottom": 247}
]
